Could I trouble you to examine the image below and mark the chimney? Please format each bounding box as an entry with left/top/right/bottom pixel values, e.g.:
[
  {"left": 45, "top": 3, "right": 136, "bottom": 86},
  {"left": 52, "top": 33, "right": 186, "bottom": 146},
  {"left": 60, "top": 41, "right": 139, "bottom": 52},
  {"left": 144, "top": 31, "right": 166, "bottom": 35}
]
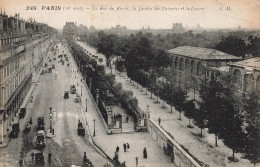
[
  {"left": 0, "top": 8, "right": 3, "bottom": 31},
  {"left": 21, "top": 19, "right": 25, "bottom": 33},
  {"left": 0, "top": 15, "right": 3, "bottom": 32},
  {"left": 8, "top": 16, "right": 15, "bottom": 34},
  {"left": 3, "top": 13, "right": 8, "bottom": 32},
  {"left": 14, "top": 14, "right": 18, "bottom": 33}
]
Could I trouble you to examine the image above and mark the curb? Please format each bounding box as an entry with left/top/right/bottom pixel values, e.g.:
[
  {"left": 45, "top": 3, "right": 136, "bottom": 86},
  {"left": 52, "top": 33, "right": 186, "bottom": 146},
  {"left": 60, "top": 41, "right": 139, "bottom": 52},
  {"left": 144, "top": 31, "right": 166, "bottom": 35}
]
[{"left": 71, "top": 56, "right": 116, "bottom": 166}]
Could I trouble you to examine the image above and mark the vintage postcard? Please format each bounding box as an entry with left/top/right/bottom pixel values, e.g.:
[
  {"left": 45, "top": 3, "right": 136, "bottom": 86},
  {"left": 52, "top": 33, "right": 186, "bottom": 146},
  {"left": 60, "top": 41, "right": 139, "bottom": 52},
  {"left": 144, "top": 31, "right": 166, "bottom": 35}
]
[{"left": 0, "top": 0, "right": 259, "bottom": 167}]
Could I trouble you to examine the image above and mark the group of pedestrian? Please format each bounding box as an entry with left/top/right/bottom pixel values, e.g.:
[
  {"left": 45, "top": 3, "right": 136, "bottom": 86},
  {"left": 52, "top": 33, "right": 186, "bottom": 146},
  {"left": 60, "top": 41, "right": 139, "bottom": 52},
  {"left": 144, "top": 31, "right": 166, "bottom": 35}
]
[
  {"left": 123, "top": 143, "right": 130, "bottom": 152},
  {"left": 115, "top": 142, "right": 130, "bottom": 153}
]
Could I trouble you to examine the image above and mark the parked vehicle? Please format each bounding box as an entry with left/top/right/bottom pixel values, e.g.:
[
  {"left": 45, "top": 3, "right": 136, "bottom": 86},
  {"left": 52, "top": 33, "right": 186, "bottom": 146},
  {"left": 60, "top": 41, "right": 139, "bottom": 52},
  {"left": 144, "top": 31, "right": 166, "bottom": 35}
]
[
  {"left": 36, "top": 117, "right": 45, "bottom": 131},
  {"left": 77, "top": 120, "right": 85, "bottom": 136},
  {"left": 36, "top": 130, "right": 46, "bottom": 149},
  {"left": 10, "top": 123, "right": 20, "bottom": 138},
  {"left": 19, "top": 108, "right": 26, "bottom": 119},
  {"left": 70, "top": 85, "right": 76, "bottom": 94},
  {"left": 64, "top": 91, "right": 69, "bottom": 99}
]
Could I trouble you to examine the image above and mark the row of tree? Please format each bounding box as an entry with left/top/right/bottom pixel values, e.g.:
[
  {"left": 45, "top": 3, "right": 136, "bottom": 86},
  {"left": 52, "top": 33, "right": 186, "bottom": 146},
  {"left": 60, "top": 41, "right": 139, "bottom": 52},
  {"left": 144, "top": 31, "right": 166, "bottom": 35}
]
[
  {"left": 81, "top": 30, "right": 260, "bottom": 60},
  {"left": 68, "top": 40, "right": 139, "bottom": 120}
]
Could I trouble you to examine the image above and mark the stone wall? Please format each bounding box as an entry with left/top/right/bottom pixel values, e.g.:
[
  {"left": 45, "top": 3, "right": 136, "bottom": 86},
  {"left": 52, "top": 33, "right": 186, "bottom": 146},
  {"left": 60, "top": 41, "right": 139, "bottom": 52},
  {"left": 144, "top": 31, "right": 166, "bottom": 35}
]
[{"left": 147, "top": 119, "right": 201, "bottom": 167}]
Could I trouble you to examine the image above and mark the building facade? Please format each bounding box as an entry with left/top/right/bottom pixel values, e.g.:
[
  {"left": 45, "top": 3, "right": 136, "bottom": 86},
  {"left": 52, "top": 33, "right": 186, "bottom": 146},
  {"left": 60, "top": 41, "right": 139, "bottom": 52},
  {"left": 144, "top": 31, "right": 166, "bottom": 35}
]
[
  {"left": 63, "top": 22, "right": 77, "bottom": 40},
  {"left": 167, "top": 46, "right": 241, "bottom": 90},
  {"left": 0, "top": 11, "right": 53, "bottom": 143},
  {"left": 229, "top": 57, "right": 260, "bottom": 95}
]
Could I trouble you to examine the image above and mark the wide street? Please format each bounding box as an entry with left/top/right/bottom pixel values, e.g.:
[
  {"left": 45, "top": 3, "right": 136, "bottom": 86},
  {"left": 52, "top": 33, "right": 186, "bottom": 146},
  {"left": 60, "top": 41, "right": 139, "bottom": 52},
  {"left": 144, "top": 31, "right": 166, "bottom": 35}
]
[
  {"left": 0, "top": 40, "right": 171, "bottom": 167},
  {"left": 0, "top": 43, "right": 111, "bottom": 167}
]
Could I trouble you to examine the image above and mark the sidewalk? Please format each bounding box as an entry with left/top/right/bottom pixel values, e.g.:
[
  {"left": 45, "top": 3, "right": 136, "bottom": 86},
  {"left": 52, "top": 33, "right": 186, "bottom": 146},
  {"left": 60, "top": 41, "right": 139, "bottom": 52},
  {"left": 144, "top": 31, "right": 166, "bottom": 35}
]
[
  {"left": 76, "top": 41, "right": 253, "bottom": 167},
  {"left": 69, "top": 45, "right": 173, "bottom": 167}
]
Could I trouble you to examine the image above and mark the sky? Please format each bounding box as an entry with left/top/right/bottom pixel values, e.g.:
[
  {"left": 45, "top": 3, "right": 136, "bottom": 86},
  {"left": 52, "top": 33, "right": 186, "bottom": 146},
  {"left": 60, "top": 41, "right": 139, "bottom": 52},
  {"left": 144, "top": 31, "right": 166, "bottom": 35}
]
[{"left": 1, "top": 0, "right": 259, "bottom": 30}]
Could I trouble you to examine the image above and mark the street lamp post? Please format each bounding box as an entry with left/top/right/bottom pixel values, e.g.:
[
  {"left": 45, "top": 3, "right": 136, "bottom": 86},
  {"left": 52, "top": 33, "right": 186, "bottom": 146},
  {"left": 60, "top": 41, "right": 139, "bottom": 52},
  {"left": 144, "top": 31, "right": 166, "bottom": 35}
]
[
  {"left": 81, "top": 85, "right": 82, "bottom": 97},
  {"left": 157, "top": 86, "right": 159, "bottom": 103},
  {"left": 93, "top": 119, "right": 96, "bottom": 136},
  {"left": 89, "top": 78, "right": 92, "bottom": 91},
  {"left": 49, "top": 107, "right": 52, "bottom": 133},
  {"left": 86, "top": 99, "right": 88, "bottom": 112},
  {"left": 96, "top": 89, "right": 99, "bottom": 105},
  {"left": 146, "top": 105, "right": 150, "bottom": 118}
]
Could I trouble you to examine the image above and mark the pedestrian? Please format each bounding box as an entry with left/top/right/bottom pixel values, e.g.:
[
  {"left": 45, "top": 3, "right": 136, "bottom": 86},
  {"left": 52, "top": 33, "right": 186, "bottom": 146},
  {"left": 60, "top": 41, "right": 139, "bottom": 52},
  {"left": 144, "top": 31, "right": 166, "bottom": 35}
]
[
  {"left": 29, "top": 117, "right": 32, "bottom": 124},
  {"left": 126, "top": 116, "right": 129, "bottom": 123},
  {"left": 114, "top": 152, "right": 119, "bottom": 162},
  {"left": 123, "top": 143, "right": 126, "bottom": 152},
  {"left": 135, "top": 157, "right": 138, "bottom": 167},
  {"left": 19, "top": 159, "right": 23, "bottom": 166},
  {"left": 158, "top": 117, "right": 161, "bottom": 126},
  {"left": 127, "top": 143, "right": 130, "bottom": 150},
  {"left": 48, "top": 153, "right": 52, "bottom": 164},
  {"left": 116, "top": 145, "right": 119, "bottom": 152},
  {"left": 171, "top": 152, "right": 175, "bottom": 163},
  {"left": 143, "top": 147, "right": 147, "bottom": 159},
  {"left": 52, "top": 128, "right": 55, "bottom": 135},
  {"left": 31, "top": 152, "right": 34, "bottom": 163},
  {"left": 83, "top": 152, "right": 87, "bottom": 164}
]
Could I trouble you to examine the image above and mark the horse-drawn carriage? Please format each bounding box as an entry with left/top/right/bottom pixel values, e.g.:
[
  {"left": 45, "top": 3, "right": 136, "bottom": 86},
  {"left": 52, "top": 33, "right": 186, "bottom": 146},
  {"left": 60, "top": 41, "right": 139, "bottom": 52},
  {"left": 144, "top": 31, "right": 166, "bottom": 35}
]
[
  {"left": 77, "top": 120, "right": 85, "bottom": 136},
  {"left": 24, "top": 122, "right": 31, "bottom": 134}
]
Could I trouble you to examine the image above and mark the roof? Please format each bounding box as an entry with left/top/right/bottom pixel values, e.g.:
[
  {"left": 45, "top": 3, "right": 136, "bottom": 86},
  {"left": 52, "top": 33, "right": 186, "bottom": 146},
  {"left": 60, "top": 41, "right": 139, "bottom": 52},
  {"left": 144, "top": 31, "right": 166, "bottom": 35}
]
[
  {"left": 229, "top": 57, "right": 260, "bottom": 71},
  {"left": 168, "top": 46, "right": 241, "bottom": 60}
]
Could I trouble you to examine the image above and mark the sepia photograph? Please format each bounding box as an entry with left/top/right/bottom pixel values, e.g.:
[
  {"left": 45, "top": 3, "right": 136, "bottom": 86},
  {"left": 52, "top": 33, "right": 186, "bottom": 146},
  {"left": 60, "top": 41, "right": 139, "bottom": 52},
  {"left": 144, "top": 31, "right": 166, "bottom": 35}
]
[{"left": 0, "top": 0, "right": 259, "bottom": 166}]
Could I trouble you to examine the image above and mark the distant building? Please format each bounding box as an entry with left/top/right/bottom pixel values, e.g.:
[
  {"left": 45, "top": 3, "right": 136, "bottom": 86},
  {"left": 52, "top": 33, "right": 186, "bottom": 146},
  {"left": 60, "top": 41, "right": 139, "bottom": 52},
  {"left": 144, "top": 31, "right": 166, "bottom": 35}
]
[
  {"left": 172, "top": 23, "right": 185, "bottom": 33},
  {"left": 63, "top": 22, "right": 77, "bottom": 40},
  {"left": 77, "top": 24, "right": 88, "bottom": 37}
]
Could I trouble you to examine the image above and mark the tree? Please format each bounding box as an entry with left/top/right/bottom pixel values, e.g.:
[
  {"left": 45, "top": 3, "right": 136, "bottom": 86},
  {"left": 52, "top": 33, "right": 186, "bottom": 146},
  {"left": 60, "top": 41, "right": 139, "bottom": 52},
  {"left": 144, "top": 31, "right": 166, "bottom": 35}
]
[
  {"left": 172, "top": 86, "right": 187, "bottom": 120},
  {"left": 193, "top": 106, "right": 207, "bottom": 136},
  {"left": 220, "top": 87, "right": 243, "bottom": 161},
  {"left": 247, "top": 36, "right": 260, "bottom": 57},
  {"left": 200, "top": 79, "right": 224, "bottom": 147},
  {"left": 215, "top": 35, "right": 247, "bottom": 59},
  {"left": 184, "top": 100, "right": 196, "bottom": 127},
  {"left": 97, "top": 32, "right": 117, "bottom": 72},
  {"left": 243, "top": 92, "right": 260, "bottom": 166}
]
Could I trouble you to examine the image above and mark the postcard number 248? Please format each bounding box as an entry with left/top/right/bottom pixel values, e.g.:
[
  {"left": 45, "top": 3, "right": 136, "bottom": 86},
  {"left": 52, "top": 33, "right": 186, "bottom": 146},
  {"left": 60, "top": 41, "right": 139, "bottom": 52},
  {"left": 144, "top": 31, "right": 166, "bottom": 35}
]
[{"left": 25, "top": 6, "right": 37, "bottom": 10}]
